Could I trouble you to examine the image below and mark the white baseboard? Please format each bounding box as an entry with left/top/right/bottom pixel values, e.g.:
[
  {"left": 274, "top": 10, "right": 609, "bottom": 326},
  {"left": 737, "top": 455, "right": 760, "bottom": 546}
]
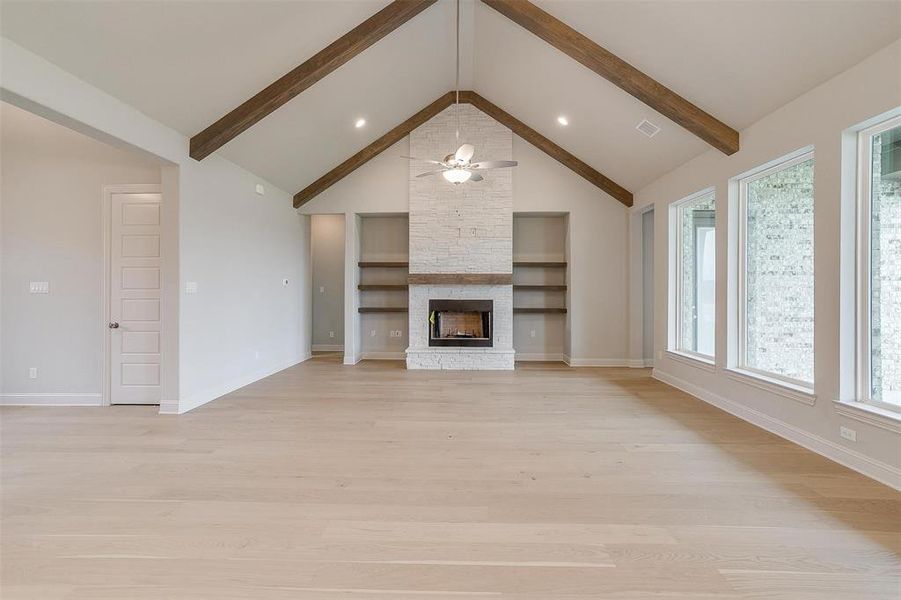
[
  {"left": 343, "top": 353, "right": 362, "bottom": 366},
  {"left": 0, "top": 393, "right": 102, "bottom": 407},
  {"left": 312, "top": 344, "right": 344, "bottom": 352},
  {"left": 158, "top": 400, "right": 179, "bottom": 415},
  {"left": 563, "top": 356, "right": 635, "bottom": 367},
  {"left": 361, "top": 351, "right": 405, "bottom": 360},
  {"left": 653, "top": 369, "right": 901, "bottom": 491},
  {"left": 515, "top": 353, "right": 568, "bottom": 362},
  {"left": 177, "top": 354, "right": 312, "bottom": 415}
]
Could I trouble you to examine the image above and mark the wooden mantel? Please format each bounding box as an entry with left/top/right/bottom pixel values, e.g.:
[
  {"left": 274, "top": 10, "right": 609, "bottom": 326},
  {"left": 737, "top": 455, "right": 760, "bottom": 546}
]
[{"left": 407, "top": 273, "right": 513, "bottom": 285}]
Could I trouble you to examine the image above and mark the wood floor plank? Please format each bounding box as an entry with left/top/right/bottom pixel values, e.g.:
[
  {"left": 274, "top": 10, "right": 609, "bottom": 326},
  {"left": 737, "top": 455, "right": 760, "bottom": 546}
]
[{"left": 1, "top": 356, "right": 898, "bottom": 598}]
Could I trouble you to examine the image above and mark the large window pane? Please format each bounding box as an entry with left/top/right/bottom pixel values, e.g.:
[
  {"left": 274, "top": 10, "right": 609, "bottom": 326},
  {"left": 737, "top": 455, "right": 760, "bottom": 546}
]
[
  {"left": 676, "top": 192, "right": 716, "bottom": 356},
  {"left": 870, "top": 123, "right": 901, "bottom": 407},
  {"left": 742, "top": 155, "right": 814, "bottom": 384}
]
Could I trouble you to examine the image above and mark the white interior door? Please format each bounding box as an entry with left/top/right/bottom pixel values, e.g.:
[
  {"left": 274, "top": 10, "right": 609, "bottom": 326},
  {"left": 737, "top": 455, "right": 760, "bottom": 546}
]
[{"left": 109, "top": 192, "right": 162, "bottom": 405}]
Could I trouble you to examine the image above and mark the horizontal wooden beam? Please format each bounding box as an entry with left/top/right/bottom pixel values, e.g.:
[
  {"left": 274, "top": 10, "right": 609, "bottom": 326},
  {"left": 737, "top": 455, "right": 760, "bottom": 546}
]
[
  {"left": 407, "top": 273, "right": 514, "bottom": 285},
  {"left": 295, "top": 90, "right": 633, "bottom": 208},
  {"left": 294, "top": 92, "right": 455, "bottom": 207},
  {"left": 190, "top": 0, "right": 437, "bottom": 161},
  {"left": 481, "top": 0, "right": 739, "bottom": 155},
  {"left": 460, "top": 91, "right": 632, "bottom": 206}
]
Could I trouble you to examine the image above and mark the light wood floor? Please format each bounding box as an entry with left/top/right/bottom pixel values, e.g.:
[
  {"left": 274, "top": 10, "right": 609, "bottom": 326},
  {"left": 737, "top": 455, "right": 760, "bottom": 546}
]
[{"left": 2, "top": 356, "right": 899, "bottom": 599}]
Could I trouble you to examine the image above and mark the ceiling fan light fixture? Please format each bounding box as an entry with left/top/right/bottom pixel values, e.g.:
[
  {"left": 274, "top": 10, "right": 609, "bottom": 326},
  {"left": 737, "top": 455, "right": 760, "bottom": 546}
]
[{"left": 442, "top": 168, "right": 472, "bottom": 184}]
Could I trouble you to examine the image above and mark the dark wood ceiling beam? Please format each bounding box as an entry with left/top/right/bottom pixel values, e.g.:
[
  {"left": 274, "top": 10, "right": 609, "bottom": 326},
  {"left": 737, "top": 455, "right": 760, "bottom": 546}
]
[
  {"left": 293, "top": 91, "right": 455, "bottom": 208},
  {"left": 480, "top": 0, "right": 739, "bottom": 155},
  {"left": 460, "top": 91, "right": 632, "bottom": 206},
  {"left": 190, "top": 0, "right": 437, "bottom": 161},
  {"left": 294, "top": 90, "right": 632, "bottom": 208}
]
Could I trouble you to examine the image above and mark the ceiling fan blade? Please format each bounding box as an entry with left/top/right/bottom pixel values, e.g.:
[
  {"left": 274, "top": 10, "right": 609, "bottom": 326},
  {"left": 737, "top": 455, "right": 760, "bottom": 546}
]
[
  {"left": 469, "top": 173, "right": 484, "bottom": 182},
  {"left": 402, "top": 156, "right": 445, "bottom": 165},
  {"left": 416, "top": 169, "right": 446, "bottom": 178},
  {"left": 454, "top": 144, "right": 475, "bottom": 163},
  {"left": 470, "top": 160, "right": 518, "bottom": 170}
]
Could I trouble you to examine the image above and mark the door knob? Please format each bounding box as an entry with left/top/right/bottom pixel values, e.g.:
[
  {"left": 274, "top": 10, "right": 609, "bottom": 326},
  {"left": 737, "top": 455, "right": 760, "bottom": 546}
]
[{"left": 108, "top": 322, "right": 120, "bottom": 329}]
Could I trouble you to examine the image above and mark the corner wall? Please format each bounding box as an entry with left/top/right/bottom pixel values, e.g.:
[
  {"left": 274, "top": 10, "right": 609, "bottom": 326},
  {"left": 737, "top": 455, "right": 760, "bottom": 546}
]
[
  {"left": 1, "top": 37, "right": 313, "bottom": 414},
  {"left": 0, "top": 102, "right": 162, "bottom": 404},
  {"left": 632, "top": 40, "right": 901, "bottom": 487}
]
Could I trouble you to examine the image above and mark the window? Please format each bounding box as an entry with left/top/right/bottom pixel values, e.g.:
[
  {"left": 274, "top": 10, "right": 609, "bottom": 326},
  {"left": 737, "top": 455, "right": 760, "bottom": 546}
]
[
  {"left": 738, "top": 151, "right": 815, "bottom": 387},
  {"left": 671, "top": 189, "right": 716, "bottom": 359},
  {"left": 858, "top": 116, "right": 901, "bottom": 411}
]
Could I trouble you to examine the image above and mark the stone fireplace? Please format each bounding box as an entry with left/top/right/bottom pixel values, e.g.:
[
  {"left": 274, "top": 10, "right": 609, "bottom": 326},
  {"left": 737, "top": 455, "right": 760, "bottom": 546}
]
[{"left": 406, "top": 104, "right": 515, "bottom": 370}]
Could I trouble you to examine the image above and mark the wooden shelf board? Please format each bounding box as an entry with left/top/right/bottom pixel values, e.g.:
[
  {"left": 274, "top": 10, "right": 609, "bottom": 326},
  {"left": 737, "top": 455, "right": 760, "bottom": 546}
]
[
  {"left": 359, "top": 306, "right": 408, "bottom": 313},
  {"left": 358, "top": 284, "right": 409, "bottom": 291},
  {"left": 513, "top": 261, "right": 567, "bottom": 268},
  {"left": 358, "top": 261, "right": 409, "bottom": 268},
  {"left": 513, "top": 307, "right": 568, "bottom": 314},
  {"left": 513, "top": 285, "right": 567, "bottom": 291}
]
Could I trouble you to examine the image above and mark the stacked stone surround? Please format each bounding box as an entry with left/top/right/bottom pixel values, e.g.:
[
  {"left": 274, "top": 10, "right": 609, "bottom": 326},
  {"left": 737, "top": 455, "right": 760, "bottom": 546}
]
[{"left": 406, "top": 104, "right": 514, "bottom": 370}]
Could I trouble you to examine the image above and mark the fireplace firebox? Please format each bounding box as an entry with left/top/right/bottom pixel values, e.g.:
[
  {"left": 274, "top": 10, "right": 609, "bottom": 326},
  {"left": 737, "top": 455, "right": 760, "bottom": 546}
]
[{"left": 428, "top": 299, "right": 493, "bottom": 347}]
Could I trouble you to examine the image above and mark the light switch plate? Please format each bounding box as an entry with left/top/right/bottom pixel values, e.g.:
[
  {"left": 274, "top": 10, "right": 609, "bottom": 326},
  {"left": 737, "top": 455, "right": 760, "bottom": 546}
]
[
  {"left": 185, "top": 281, "right": 198, "bottom": 294},
  {"left": 29, "top": 281, "right": 49, "bottom": 294}
]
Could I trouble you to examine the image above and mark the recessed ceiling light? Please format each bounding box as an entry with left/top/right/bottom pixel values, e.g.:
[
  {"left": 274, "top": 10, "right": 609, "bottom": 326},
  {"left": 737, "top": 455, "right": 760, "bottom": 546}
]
[
  {"left": 354, "top": 118, "right": 366, "bottom": 128},
  {"left": 557, "top": 116, "right": 569, "bottom": 126}
]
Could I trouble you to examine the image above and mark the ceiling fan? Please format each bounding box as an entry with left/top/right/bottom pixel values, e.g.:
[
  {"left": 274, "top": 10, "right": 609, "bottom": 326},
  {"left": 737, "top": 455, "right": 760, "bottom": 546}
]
[{"left": 403, "top": 0, "right": 517, "bottom": 184}]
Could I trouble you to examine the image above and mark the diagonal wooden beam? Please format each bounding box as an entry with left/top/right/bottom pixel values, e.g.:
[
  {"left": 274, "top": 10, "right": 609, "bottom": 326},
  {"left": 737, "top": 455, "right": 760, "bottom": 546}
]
[
  {"left": 460, "top": 91, "right": 632, "bottom": 206},
  {"left": 190, "top": 0, "right": 437, "bottom": 161},
  {"left": 294, "top": 91, "right": 455, "bottom": 208},
  {"left": 481, "top": 0, "right": 739, "bottom": 155},
  {"left": 294, "top": 90, "right": 633, "bottom": 208}
]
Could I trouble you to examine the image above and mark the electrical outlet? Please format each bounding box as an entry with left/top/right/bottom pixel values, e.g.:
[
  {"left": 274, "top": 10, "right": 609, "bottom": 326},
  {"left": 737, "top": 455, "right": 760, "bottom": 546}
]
[
  {"left": 840, "top": 426, "right": 857, "bottom": 442},
  {"left": 282, "top": 279, "right": 289, "bottom": 287},
  {"left": 396, "top": 330, "right": 403, "bottom": 337},
  {"left": 28, "top": 367, "right": 37, "bottom": 379},
  {"left": 319, "top": 286, "right": 325, "bottom": 293},
  {"left": 370, "top": 330, "right": 376, "bottom": 337},
  {"left": 255, "top": 183, "right": 265, "bottom": 195},
  {"left": 29, "top": 281, "right": 49, "bottom": 294},
  {"left": 329, "top": 331, "right": 335, "bottom": 338},
  {"left": 530, "top": 329, "right": 536, "bottom": 338}
]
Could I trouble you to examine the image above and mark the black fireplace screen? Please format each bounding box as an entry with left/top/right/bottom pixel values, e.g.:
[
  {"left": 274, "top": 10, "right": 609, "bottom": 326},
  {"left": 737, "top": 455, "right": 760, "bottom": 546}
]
[{"left": 428, "top": 299, "right": 493, "bottom": 347}]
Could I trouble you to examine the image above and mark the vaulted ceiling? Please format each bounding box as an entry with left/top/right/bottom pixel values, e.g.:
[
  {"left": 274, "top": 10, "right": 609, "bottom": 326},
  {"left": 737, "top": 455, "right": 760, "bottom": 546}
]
[{"left": 2, "top": 0, "right": 899, "bottom": 199}]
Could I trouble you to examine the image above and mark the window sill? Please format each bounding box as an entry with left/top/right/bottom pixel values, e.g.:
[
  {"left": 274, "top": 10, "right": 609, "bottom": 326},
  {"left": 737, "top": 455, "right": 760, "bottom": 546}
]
[
  {"left": 834, "top": 400, "right": 901, "bottom": 433},
  {"left": 724, "top": 368, "right": 816, "bottom": 406},
  {"left": 666, "top": 350, "right": 716, "bottom": 373}
]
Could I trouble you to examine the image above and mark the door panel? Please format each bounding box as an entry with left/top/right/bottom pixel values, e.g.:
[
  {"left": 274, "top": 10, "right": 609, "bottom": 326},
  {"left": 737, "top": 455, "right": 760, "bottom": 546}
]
[{"left": 110, "top": 192, "right": 162, "bottom": 405}]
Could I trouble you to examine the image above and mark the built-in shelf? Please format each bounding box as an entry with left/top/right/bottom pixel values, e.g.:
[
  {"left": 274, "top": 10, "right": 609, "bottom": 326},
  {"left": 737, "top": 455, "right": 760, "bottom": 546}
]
[
  {"left": 358, "top": 261, "right": 409, "bottom": 268},
  {"left": 358, "top": 284, "right": 409, "bottom": 291},
  {"left": 513, "top": 307, "right": 567, "bottom": 314},
  {"left": 513, "top": 261, "right": 567, "bottom": 268},
  {"left": 513, "top": 284, "right": 567, "bottom": 291},
  {"left": 359, "top": 306, "right": 409, "bottom": 313}
]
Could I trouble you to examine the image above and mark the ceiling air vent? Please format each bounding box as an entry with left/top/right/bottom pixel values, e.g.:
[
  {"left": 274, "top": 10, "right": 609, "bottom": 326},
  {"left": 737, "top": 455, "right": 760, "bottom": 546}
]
[{"left": 636, "top": 119, "right": 661, "bottom": 138}]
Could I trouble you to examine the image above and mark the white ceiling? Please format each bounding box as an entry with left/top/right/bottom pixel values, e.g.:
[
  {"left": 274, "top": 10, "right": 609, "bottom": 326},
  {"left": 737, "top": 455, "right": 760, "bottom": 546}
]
[{"left": 2, "top": 0, "right": 899, "bottom": 195}]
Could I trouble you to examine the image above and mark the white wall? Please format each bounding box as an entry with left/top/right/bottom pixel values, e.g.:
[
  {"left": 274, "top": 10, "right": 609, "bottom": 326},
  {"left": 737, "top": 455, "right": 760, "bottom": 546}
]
[
  {"left": 633, "top": 40, "right": 901, "bottom": 487},
  {"left": 300, "top": 128, "right": 632, "bottom": 365},
  {"left": 513, "top": 137, "right": 630, "bottom": 365},
  {"left": 1, "top": 37, "right": 312, "bottom": 413},
  {"left": 311, "top": 214, "right": 345, "bottom": 350},
  {"left": 0, "top": 102, "right": 162, "bottom": 403}
]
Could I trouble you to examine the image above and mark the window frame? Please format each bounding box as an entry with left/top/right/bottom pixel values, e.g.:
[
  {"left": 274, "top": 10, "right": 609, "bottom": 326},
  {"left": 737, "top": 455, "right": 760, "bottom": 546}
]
[
  {"left": 736, "top": 149, "right": 816, "bottom": 391},
  {"left": 668, "top": 187, "right": 716, "bottom": 364},
  {"left": 856, "top": 114, "right": 901, "bottom": 413}
]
